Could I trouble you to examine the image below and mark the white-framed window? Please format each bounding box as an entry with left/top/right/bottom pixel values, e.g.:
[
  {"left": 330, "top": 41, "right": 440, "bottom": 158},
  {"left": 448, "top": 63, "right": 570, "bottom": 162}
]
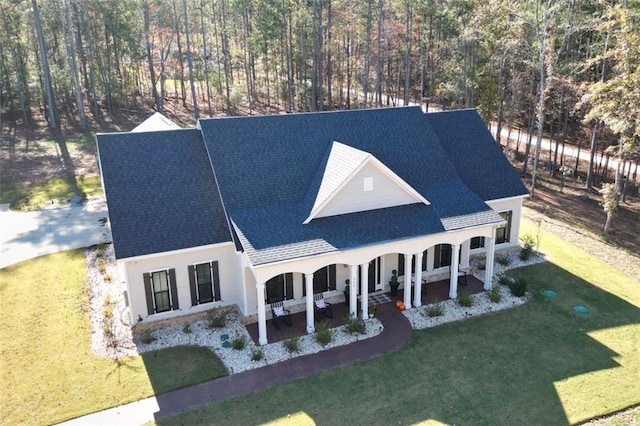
[
  {"left": 143, "top": 269, "right": 179, "bottom": 314},
  {"left": 189, "top": 261, "right": 221, "bottom": 306},
  {"left": 496, "top": 211, "right": 513, "bottom": 244}
]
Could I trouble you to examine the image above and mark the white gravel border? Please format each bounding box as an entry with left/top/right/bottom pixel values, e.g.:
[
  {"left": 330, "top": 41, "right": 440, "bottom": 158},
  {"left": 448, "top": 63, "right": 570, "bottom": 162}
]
[
  {"left": 86, "top": 244, "right": 544, "bottom": 374},
  {"left": 85, "top": 244, "right": 383, "bottom": 374},
  {"left": 403, "top": 248, "right": 546, "bottom": 329}
]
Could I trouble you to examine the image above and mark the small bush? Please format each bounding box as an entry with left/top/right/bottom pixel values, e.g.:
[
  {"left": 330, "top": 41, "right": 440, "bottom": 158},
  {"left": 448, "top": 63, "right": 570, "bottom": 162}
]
[
  {"left": 343, "top": 315, "right": 366, "bottom": 335},
  {"left": 498, "top": 273, "right": 514, "bottom": 286},
  {"left": 425, "top": 302, "right": 443, "bottom": 317},
  {"left": 489, "top": 285, "right": 502, "bottom": 303},
  {"left": 231, "top": 334, "right": 247, "bottom": 350},
  {"left": 367, "top": 305, "right": 377, "bottom": 317},
  {"left": 283, "top": 336, "right": 299, "bottom": 353},
  {"left": 140, "top": 329, "right": 156, "bottom": 344},
  {"left": 103, "top": 295, "right": 113, "bottom": 319},
  {"left": 97, "top": 258, "right": 108, "bottom": 274},
  {"left": 520, "top": 234, "right": 536, "bottom": 261},
  {"left": 182, "top": 323, "right": 192, "bottom": 334},
  {"left": 508, "top": 278, "right": 528, "bottom": 297},
  {"left": 457, "top": 290, "right": 474, "bottom": 307},
  {"left": 315, "top": 321, "right": 333, "bottom": 346},
  {"left": 102, "top": 273, "right": 112, "bottom": 282},
  {"left": 251, "top": 347, "right": 264, "bottom": 361},
  {"left": 477, "top": 260, "right": 486, "bottom": 270},
  {"left": 102, "top": 318, "right": 114, "bottom": 338},
  {"left": 95, "top": 244, "right": 105, "bottom": 258},
  {"left": 496, "top": 253, "right": 512, "bottom": 266},
  {"left": 207, "top": 307, "right": 227, "bottom": 328}
]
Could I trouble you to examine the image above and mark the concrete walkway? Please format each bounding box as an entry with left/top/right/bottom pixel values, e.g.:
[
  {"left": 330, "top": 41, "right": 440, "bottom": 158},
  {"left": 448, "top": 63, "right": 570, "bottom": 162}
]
[
  {"left": 0, "top": 196, "right": 111, "bottom": 269},
  {"left": 59, "top": 302, "right": 412, "bottom": 426}
]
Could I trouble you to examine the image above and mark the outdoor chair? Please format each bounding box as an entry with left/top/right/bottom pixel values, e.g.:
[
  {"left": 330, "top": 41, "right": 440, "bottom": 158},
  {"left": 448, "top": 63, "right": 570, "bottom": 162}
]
[
  {"left": 270, "top": 300, "right": 291, "bottom": 329},
  {"left": 313, "top": 292, "right": 333, "bottom": 319}
]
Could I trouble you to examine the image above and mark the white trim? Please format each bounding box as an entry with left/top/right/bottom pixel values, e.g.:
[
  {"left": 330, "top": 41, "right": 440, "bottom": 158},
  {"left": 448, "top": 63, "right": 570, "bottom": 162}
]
[
  {"left": 147, "top": 267, "right": 172, "bottom": 274},
  {"left": 304, "top": 143, "right": 429, "bottom": 224},
  {"left": 486, "top": 194, "right": 528, "bottom": 203},
  {"left": 119, "top": 241, "right": 235, "bottom": 262}
]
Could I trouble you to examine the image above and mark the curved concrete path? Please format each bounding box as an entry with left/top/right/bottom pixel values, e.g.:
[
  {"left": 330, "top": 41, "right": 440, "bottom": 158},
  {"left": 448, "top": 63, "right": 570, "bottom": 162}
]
[
  {"left": 0, "top": 197, "right": 111, "bottom": 269},
  {"left": 59, "top": 302, "right": 412, "bottom": 426}
]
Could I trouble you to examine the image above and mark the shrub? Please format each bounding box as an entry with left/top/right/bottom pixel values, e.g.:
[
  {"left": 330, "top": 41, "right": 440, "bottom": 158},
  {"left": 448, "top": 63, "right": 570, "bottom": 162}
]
[
  {"left": 457, "top": 289, "right": 474, "bottom": 307},
  {"left": 489, "top": 285, "right": 502, "bottom": 303},
  {"left": 343, "top": 315, "right": 366, "bottom": 335},
  {"left": 367, "top": 304, "right": 377, "bottom": 317},
  {"left": 496, "top": 253, "right": 512, "bottom": 266},
  {"left": 207, "top": 307, "right": 227, "bottom": 328},
  {"left": 140, "top": 329, "right": 156, "bottom": 344},
  {"left": 182, "top": 323, "right": 192, "bottom": 334},
  {"left": 477, "top": 260, "right": 486, "bottom": 270},
  {"left": 97, "top": 258, "right": 108, "bottom": 274},
  {"left": 315, "top": 320, "right": 333, "bottom": 346},
  {"left": 498, "top": 273, "right": 514, "bottom": 286},
  {"left": 425, "top": 302, "right": 443, "bottom": 317},
  {"left": 508, "top": 278, "right": 528, "bottom": 297},
  {"left": 231, "top": 334, "right": 247, "bottom": 350},
  {"left": 95, "top": 244, "right": 105, "bottom": 258},
  {"left": 283, "top": 336, "right": 299, "bottom": 353},
  {"left": 520, "top": 234, "right": 536, "bottom": 261},
  {"left": 251, "top": 347, "right": 264, "bottom": 361}
]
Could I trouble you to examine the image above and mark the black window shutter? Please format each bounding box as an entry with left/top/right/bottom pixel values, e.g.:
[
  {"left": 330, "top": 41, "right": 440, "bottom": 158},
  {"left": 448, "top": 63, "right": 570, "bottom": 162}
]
[
  {"left": 212, "top": 261, "right": 221, "bottom": 301},
  {"left": 398, "top": 254, "right": 405, "bottom": 276},
  {"left": 285, "top": 273, "right": 293, "bottom": 300},
  {"left": 188, "top": 265, "right": 198, "bottom": 306},
  {"left": 329, "top": 264, "right": 336, "bottom": 290},
  {"left": 422, "top": 250, "right": 428, "bottom": 271},
  {"left": 168, "top": 269, "right": 179, "bottom": 310},
  {"left": 143, "top": 273, "right": 154, "bottom": 315}
]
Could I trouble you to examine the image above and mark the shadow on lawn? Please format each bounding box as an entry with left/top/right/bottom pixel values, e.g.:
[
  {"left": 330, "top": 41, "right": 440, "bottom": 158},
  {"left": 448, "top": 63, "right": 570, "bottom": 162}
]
[{"left": 150, "top": 261, "right": 639, "bottom": 425}]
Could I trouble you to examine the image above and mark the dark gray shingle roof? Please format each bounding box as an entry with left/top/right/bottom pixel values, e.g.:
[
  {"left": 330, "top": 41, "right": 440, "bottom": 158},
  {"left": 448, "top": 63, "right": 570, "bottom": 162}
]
[
  {"left": 96, "top": 129, "right": 232, "bottom": 259},
  {"left": 199, "top": 107, "right": 504, "bottom": 265},
  {"left": 424, "top": 109, "right": 528, "bottom": 201}
]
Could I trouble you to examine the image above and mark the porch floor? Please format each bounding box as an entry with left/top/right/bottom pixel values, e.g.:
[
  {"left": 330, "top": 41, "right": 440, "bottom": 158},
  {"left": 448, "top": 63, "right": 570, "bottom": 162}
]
[{"left": 245, "top": 274, "right": 486, "bottom": 345}]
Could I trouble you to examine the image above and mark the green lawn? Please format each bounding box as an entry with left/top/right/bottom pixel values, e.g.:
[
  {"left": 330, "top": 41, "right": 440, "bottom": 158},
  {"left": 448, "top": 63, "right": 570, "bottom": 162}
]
[
  {"left": 0, "top": 250, "right": 228, "bottom": 426},
  {"left": 0, "top": 175, "right": 103, "bottom": 210},
  {"left": 157, "top": 221, "right": 640, "bottom": 425}
]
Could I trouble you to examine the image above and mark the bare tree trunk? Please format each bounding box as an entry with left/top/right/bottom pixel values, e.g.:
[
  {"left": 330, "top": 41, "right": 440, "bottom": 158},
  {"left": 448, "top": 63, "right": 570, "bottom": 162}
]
[
  {"left": 32, "top": 0, "right": 58, "bottom": 129},
  {"left": 182, "top": 0, "right": 199, "bottom": 119},
  {"left": 200, "top": 0, "right": 212, "bottom": 116},
  {"left": 311, "top": 0, "right": 319, "bottom": 111},
  {"left": 375, "top": 0, "right": 384, "bottom": 107},
  {"left": 361, "top": 0, "right": 373, "bottom": 109},
  {"left": 403, "top": 1, "right": 412, "bottom": 106},
  {"left": 586, "top": 122, "right": 599, "bottom": 190},
  {"left": 173, "top": 0, "right": 187, "bottom": 107},
  {"left": 143, "top": 0, "right": 161, "bottom": 112},
  {"left": 326, "top": 0, "right": 333, "bottom": 111}
]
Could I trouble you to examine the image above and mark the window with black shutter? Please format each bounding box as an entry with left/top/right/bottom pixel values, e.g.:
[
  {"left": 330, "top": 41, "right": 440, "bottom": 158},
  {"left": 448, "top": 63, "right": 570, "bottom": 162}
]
[
  {"left": 189, "top": 261, "right": 221, "bottom": 306},
  {"left": 143, "top": 269, "right": 178, "bottom": 314}
]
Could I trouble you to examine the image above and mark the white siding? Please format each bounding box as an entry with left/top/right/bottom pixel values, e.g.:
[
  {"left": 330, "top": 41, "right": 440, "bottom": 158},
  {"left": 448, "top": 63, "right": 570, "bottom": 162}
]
[
  {"left": 315, "top": 162, "right": 419, "bottom": 218},
  {"left": 486, "top": 196, "right": 525, "bottom": 250},
  {"left": 123, "top": 243, "right": 242, "bottom": 324}
]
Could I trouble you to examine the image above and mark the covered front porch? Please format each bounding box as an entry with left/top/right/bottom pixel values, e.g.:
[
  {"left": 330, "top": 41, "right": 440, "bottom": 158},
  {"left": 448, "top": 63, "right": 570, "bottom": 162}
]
[{"left": 246, "top": 275, "right": 485, "bottom": 344}]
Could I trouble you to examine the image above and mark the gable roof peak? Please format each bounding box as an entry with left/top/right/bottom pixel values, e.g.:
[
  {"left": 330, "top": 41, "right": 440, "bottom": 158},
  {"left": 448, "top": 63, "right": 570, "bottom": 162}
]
[{"left": 304, "top": 140, "right": 429, "bottom": 224}]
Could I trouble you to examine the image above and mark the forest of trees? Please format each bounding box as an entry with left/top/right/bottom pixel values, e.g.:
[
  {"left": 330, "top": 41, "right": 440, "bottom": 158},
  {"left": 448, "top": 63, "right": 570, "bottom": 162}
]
[{"left": 1, "top": 0, "right": 639, "bottom": 194}]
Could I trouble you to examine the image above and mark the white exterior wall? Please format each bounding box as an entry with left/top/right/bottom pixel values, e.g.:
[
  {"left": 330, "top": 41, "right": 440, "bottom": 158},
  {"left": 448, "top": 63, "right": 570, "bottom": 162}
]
[
  {"left": 122, "top": 242, "right": 242, "bottom": 324},
  {"left": 485, "top": 196, "right": 526, "bottom": 250},
  {"left": 315, "top": 162, "right": 419, "bottom": 219}
]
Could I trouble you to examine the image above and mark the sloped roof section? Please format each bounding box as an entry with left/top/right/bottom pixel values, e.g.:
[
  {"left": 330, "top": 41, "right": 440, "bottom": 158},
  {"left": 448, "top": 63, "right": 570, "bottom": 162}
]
[
  {"left": 304, "top": 141, "right": 428, "bottom": 223},
  {"left": 200, "top": 107, "right": 503, "bottom": 266},
  {"left": 131, "top": 112, "right": 181, "bottom": 133},
  {"left": 96, "top": 129, "right": 232, "bottom": 259},
  {"left": 424, "top": 109, "right": 528, "bottom": 201}
]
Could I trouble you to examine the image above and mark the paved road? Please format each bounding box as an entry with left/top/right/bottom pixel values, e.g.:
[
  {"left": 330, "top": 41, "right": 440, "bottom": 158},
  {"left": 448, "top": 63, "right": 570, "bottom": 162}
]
[{"left": 0, "top": 196, "right": 111, "bottom": 269}]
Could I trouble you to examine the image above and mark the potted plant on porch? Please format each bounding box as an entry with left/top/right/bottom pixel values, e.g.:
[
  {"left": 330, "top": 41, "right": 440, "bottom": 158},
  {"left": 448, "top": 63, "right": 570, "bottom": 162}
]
[
  {"left": 343, "top": 279, "right": 351, "bottom": 307},
  {"left": 389, "top": 269, "right": 400, "bottom": 296}
]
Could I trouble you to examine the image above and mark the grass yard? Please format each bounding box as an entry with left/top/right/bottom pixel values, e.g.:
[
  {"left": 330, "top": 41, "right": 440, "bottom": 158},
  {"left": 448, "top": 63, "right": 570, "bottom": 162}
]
[
  {"left": 157, "top": 221, "right": 640, "bottom": 425},
  {"left": 0, "top": 250, "right": 228, "bottom": 426},
  {"left": 0, "top": 175, "right": 103, "bottom": 210}
]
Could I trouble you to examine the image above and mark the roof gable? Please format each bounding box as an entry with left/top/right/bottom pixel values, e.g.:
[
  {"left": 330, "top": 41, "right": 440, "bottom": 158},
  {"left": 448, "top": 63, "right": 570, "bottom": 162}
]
[
  {"left": 131, "top": 112, "right": 181, "bottom": 132},
  {"left": 304, "top": 141, "right": 428, "bottom": 223}
]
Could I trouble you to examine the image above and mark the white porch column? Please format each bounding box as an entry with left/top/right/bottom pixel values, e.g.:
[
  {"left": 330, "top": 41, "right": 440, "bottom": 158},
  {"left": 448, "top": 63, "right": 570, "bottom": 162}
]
[
  {"left": 305, "top": 273, "right": 315, "bottom": 333},
  {"left": 460, "top": 240, "right": 471, "bottom": 269},
  {"left": 256, "top": 282, "right": 268, "bottom": 345},
  {"left": 403, "top": 253, "right": 412, "bottom": 309},
  {"left": 449, "top": 244, "right": 460, "bottom": 299},
  {"left": 426, "top": 246, "right": 434, "bottom": 272},
  {"left": 360, "top": 263, "right": 369, "bottom": 319},
  {"left": 484, "top": 229, "right": 496, "bottom": 290},
  {"left": 413, "top": 251, "right": 423, "bottom": 307},
  {"left": 349, "top": 265, "right": 358, "bottom": 316}
]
